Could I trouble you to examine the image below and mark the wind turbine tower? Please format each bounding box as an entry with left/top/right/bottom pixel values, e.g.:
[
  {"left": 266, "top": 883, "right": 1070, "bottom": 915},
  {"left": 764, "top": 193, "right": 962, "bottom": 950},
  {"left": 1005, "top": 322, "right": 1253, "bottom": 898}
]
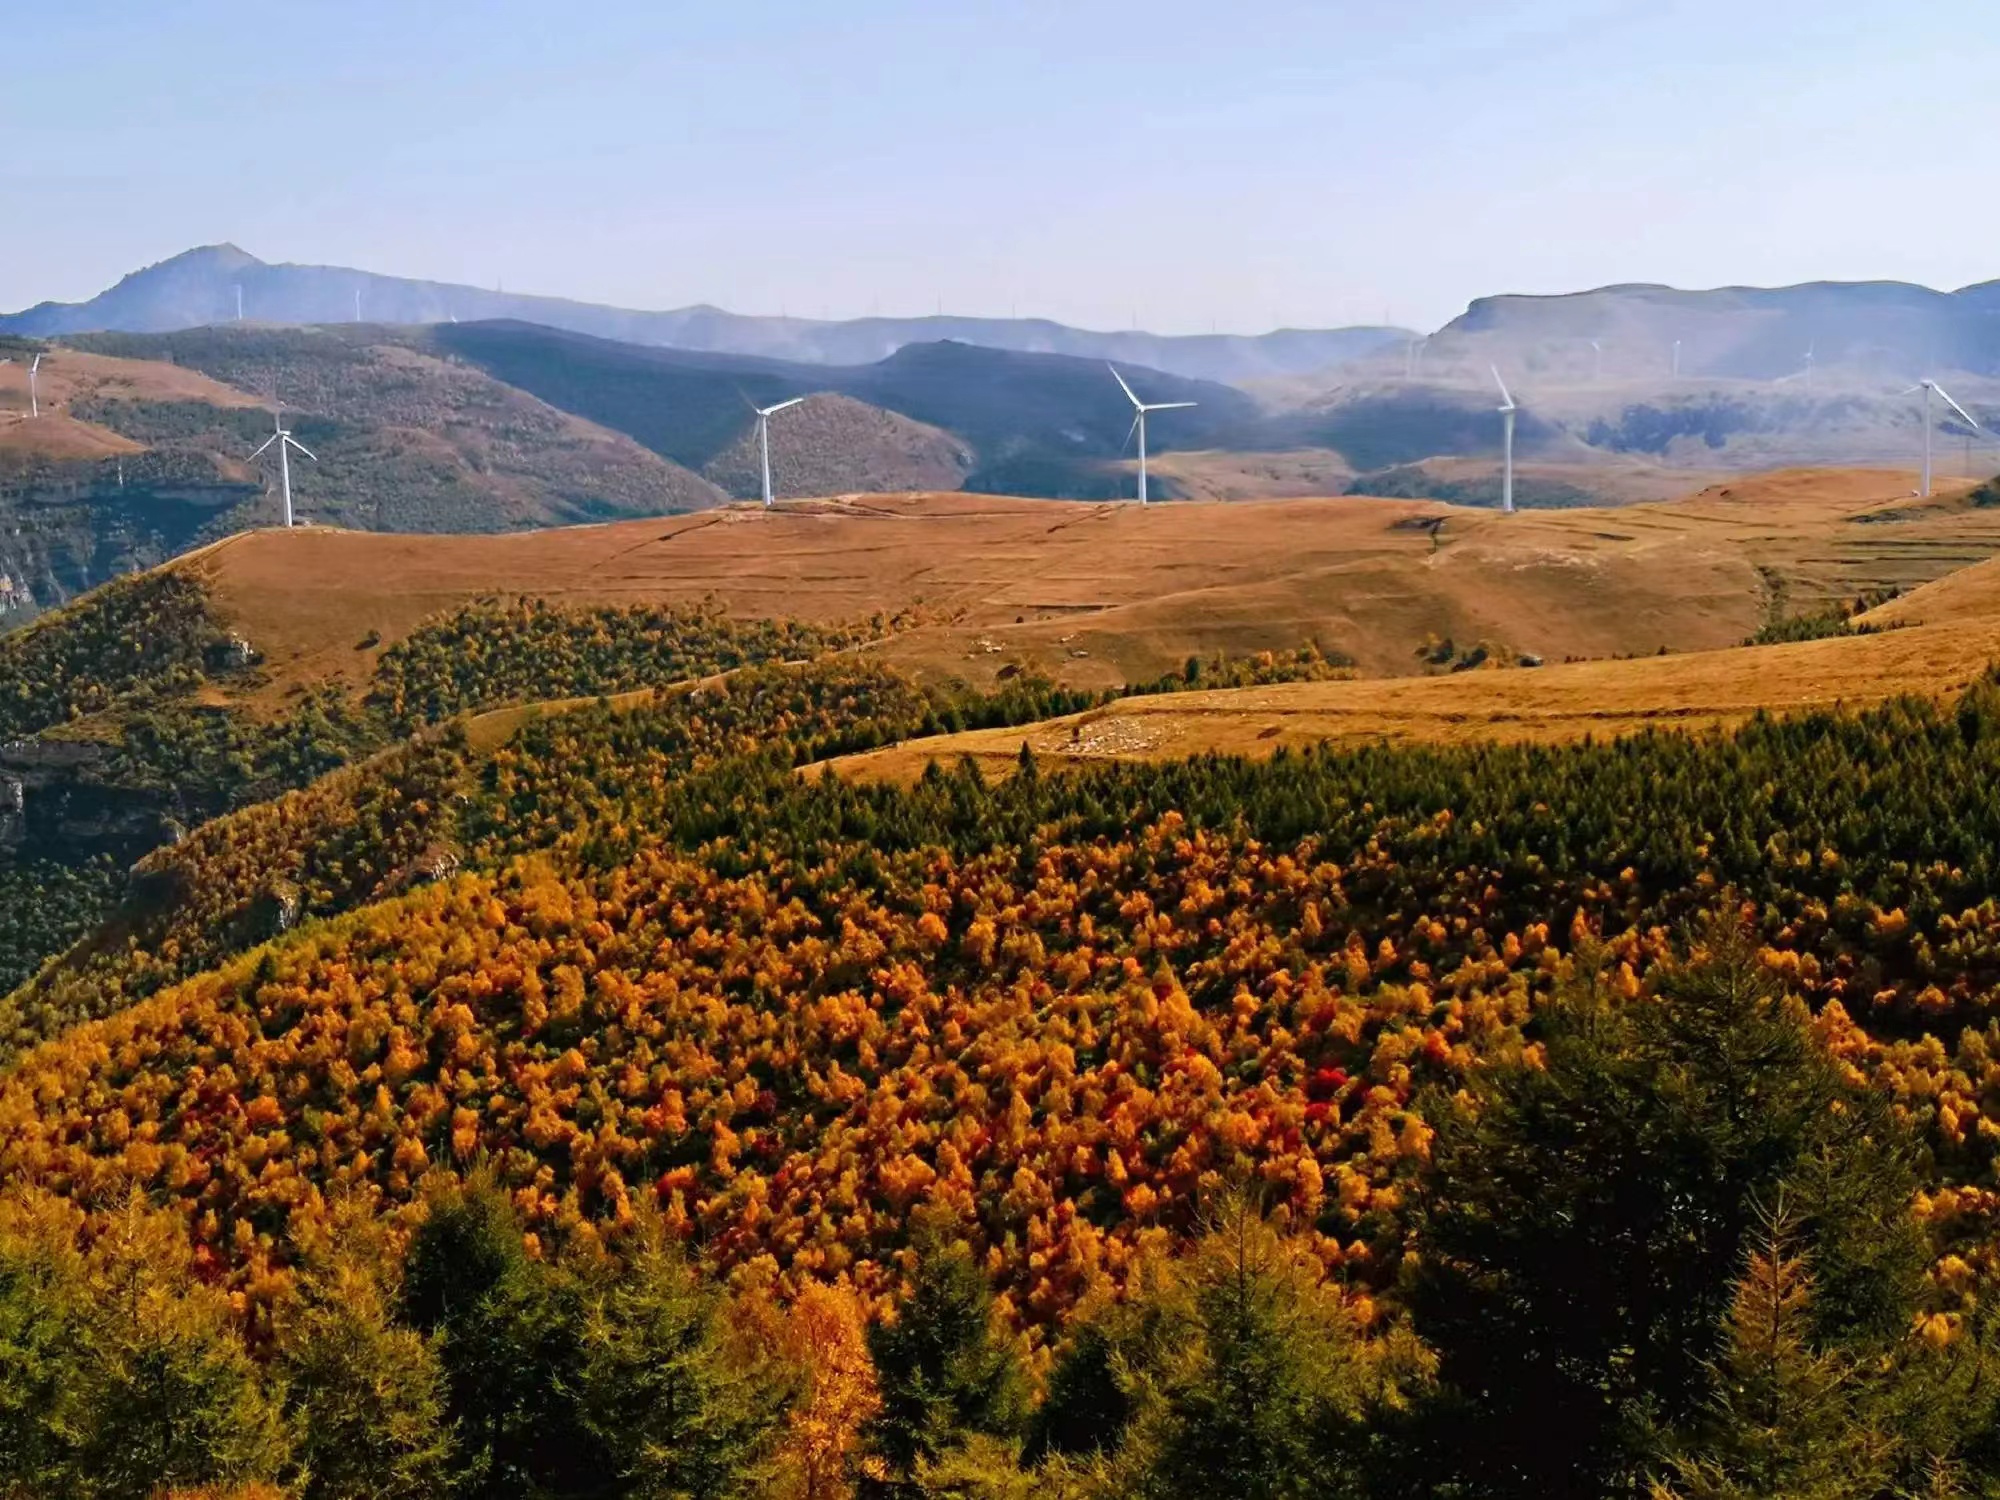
[
  {"left": 1774, "top": 342, "right": 1818, "bottom": 392},
  {"left": 1589, "top": 339, "right": 1603, "bottom": 383},
  {"left": 1901, "top": 379, "right": 1981, "bottom": 498},
  {"left": 1491, "top": 365, "right": 1517, "bottom": 515},
  {"left": 1672, "top": 340, "right": 1682, "bottom": 378},
  {"left": 752, "top": 396, "right": 805, "bottom": 507},
  {"left": 251, "top": 408, "right": 317, "bottom": 528},
  {"left": 1108, "top": 365, "right": 1196, "bottom": 504},
  {"left": 27, "top": 355, "right": 40, "bottom": 419},
  {"left": 235, "top": 285, "right": 244, "bottom": 322}
]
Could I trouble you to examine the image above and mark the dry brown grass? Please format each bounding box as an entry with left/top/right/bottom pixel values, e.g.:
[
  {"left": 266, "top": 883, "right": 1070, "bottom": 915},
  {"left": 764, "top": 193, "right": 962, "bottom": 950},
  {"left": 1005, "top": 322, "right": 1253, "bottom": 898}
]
[
  {"left": 820, "top": 612, "right": 2000, "bottom": 784},
  {"left": 0, "top": 347, "right": 263, "bottom": 419},
  {"left": 0, "top": 412, "right": 142, "bottom": 462},
  {"left": 159, "top": 465, "right": 2000, "bottom": 715},
  {"left": 0, "top": 348, "right": 263, "bottom": 466}
]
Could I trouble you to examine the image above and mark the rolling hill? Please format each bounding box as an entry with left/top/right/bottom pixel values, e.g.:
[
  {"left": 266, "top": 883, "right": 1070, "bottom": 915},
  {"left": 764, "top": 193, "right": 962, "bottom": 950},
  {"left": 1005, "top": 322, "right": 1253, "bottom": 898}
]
[
  {"left": 20, "top": 253, "right": 2000, "bottom": 522},
  {"left": 425, "top": 320, "right": 1263, "bottom": 499},
  {"left": 64, "top": 321, "right": 1262, "bottom": 505},
  {"left": 0, "top": 331, "right": 734, "bottom": 615},
  {"left": 62, "top": 324, "right": 726, "bottom": 529},
  {"left": 162, "top": 467, "right": 1991, "bottom": 701},
  {"left": 1, "top": 243, "right": 1408, "bottom": 385},
  {"left": 697, "top": 391, "right": 973, "bottom": 499},
  {"left": 1254, "top": 280, "right": 2000, "bottom": 487}
]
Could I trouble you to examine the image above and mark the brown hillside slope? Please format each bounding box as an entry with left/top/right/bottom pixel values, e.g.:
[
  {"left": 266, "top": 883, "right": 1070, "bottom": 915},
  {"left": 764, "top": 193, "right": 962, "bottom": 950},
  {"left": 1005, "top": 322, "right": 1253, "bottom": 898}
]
[
  {"left": 817, "top": 620, "right": 2000, "bottom": 783},
  {"left": 172, "top": 468, "right": 2000, "bottom": 708},
  {"left": 0, "top": 347, "right": 265, "bottom": 419},
  {"left": 701, "top": 392, "right": 973, "bottom": 498},
  {"left": 0, "top": 349, "right": 259, "bottom": 466},
  {"left": 823, "top": 543, "right": 2000, "bottom": 784},
  {"left": 76, "top": 337, "right": 726, "bottom": 532},
  {"left": 173, "top": 466, "right": 1996, "bottom": 706},
  {"left": 0, "top": 414, "right": 142, "bottom": 464}
]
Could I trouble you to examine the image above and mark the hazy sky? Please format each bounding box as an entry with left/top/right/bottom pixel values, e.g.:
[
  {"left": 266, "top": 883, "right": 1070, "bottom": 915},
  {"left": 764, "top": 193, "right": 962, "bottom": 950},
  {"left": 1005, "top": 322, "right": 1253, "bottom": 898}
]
[{"left": 6, "top": 0, "right": 1996, "bottom": 333}]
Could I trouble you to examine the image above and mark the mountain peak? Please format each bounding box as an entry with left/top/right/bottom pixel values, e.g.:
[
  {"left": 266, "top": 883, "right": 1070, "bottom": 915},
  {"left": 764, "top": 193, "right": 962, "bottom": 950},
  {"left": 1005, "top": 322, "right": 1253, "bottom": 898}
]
[{"left": 158, "top": 243, "right": 264, "bottom": 273}]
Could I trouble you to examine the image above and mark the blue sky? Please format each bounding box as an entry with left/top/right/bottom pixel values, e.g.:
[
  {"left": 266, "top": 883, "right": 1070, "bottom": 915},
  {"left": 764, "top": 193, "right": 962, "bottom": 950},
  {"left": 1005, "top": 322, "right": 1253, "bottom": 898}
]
[{"left": 5, "top": 0, "right": 1997, "bottom": 332}]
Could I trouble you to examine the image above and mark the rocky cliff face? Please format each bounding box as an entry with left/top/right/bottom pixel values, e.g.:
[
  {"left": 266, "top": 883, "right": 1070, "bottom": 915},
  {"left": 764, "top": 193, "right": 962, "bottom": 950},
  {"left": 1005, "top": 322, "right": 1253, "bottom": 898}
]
[
  {"left": 0, "top": 737, "right": 175, "bottom": 865},
  {"left": 0, "top": 457, "right": 255, "bottom": 627}
]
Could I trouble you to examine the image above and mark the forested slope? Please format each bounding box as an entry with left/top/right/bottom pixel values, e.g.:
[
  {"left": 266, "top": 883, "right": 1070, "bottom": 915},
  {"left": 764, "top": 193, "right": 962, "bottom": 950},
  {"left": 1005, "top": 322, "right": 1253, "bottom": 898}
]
[
  {"left": 22, "top": 550, "right": 2000, "bottom": 1496},
  {"left": 0, "top": 581, "right": 893, "bottom": 998},
  {"left": 12, "top": 670, "right": 2000, "bottom": 1494}
]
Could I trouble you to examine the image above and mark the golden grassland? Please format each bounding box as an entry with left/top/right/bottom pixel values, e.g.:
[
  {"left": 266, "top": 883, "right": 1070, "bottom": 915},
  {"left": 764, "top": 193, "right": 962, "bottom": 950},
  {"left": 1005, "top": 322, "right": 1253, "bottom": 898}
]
[{"left": 165, "top": 466, "right": 1995, "bottom": 713}]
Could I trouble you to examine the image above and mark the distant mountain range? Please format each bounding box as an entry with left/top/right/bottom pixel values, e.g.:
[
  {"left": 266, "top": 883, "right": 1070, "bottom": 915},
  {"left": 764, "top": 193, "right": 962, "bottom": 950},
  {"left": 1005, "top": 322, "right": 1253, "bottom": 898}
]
[
  {"left": 14, "top": 248, "right": 2000, "bottom": 397},
  {"left": 1415, "top": 279, "right": 2000, "bottom": 385},
  {"left": 0, "top": 246, "right": 1408, "bottom": 387}
]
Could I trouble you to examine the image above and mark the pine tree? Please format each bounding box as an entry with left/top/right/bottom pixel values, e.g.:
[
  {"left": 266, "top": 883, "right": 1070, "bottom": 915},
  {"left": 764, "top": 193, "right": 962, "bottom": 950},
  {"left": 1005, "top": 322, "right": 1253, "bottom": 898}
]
[
  {"left": 775, "top": 1284, "right": 881, "bottom": 1500},
  {"left": 908, "top": 1433, "right": 1040, "bottom": 1499},
  {"left": 861, "top": 1231, "right": 1027, "bottom": 1496},
  {"left": 65, "top": 1199, "right": 292, "bottom": 1500},
  {"left": 0, "top": 1197, "right": 86, "bottom": 1494},
  {"left": 1124, "top": 1198, "right": 1386, "bottom": 1500},
  {"left": 576, "top": 1219, "right": 789, "bottom": 1500},
  {"left": 1650, "top": 1200, "right": 1892, "bottom": 1500},
  {"left": 1023, "top": 1322, "right": 1129, "bottom": 1467},
  {"left": 1403, "top": 921, "right": 1926, "bottom": 1499},
  {"left": 275, "top": 1238, "right": 452, "bottom": 1500},
  {"left": 400, "top": 1177, "right": 603, "bottom": 1499}
]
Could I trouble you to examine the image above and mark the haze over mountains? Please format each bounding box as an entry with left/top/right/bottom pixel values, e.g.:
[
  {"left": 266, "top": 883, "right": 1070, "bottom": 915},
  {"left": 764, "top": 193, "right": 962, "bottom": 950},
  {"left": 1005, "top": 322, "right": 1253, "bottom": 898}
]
[
  {"left": 15, "top": 246, "right": 2000, "bottom": 393},
  {"left": 1422, "top": 279, "right": 2000, "bottom": 384},
  {"left": 0, "top": 245, "right": 1409, "bottom": 387}
]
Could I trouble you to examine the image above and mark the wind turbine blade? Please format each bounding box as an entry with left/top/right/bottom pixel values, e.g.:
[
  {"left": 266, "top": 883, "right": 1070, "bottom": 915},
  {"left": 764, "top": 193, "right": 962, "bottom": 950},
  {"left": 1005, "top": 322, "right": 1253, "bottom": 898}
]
[
  {"left": 1143, "top": 401, "right": 1198, "bottom": 412},
  {"left": 250, "top": 434, "right": 279, "bottom": 458},
  {"left": 1895, "top": 384, "right": 1924, "bottom": 396},
  {"left": 758, "top": 396, "right": 806, "bottom": 416},
  {"left": 1489, "top": 364, "right": 1514, "bottom": 408},
  {"left": 1119, "top": 413, "right": 1141, "bottom": 458},
  {"left": 1107, "top": 364, "right": 1141, "bottom": 408},
  {"left": 1935, "top": 384, "right": 1981, "bottom": 431},
  {"left": 288, "top": 439, "right": 319, "bottom": 462},
  {"left": 29, "top": 355, "right": 40, "bottom": 374}
]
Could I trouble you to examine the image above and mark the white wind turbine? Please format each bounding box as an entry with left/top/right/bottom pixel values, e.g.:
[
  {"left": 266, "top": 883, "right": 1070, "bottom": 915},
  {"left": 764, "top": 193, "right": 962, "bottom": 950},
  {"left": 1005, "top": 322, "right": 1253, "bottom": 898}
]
[
  {"left": 1108, "top": 364, "right": 1196, "bottom": 504},
  {"left": 251, "top": 407, "right": 316, "bottom": 527},
  {"left": 1897, "top": 378, "right": 1982, "bottom": 498},
  {"left": 751, "top": 395, "right": 804, "bottom": 507},
  {"left": 26, "top": 354, "right": 43, "bottom": 419},
  {"left": 1775, "top": 341, "right": 1816, "bottom": 390},
  {"left": 1492, "top": 364, "right": 1517, "bottom": 515}
]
